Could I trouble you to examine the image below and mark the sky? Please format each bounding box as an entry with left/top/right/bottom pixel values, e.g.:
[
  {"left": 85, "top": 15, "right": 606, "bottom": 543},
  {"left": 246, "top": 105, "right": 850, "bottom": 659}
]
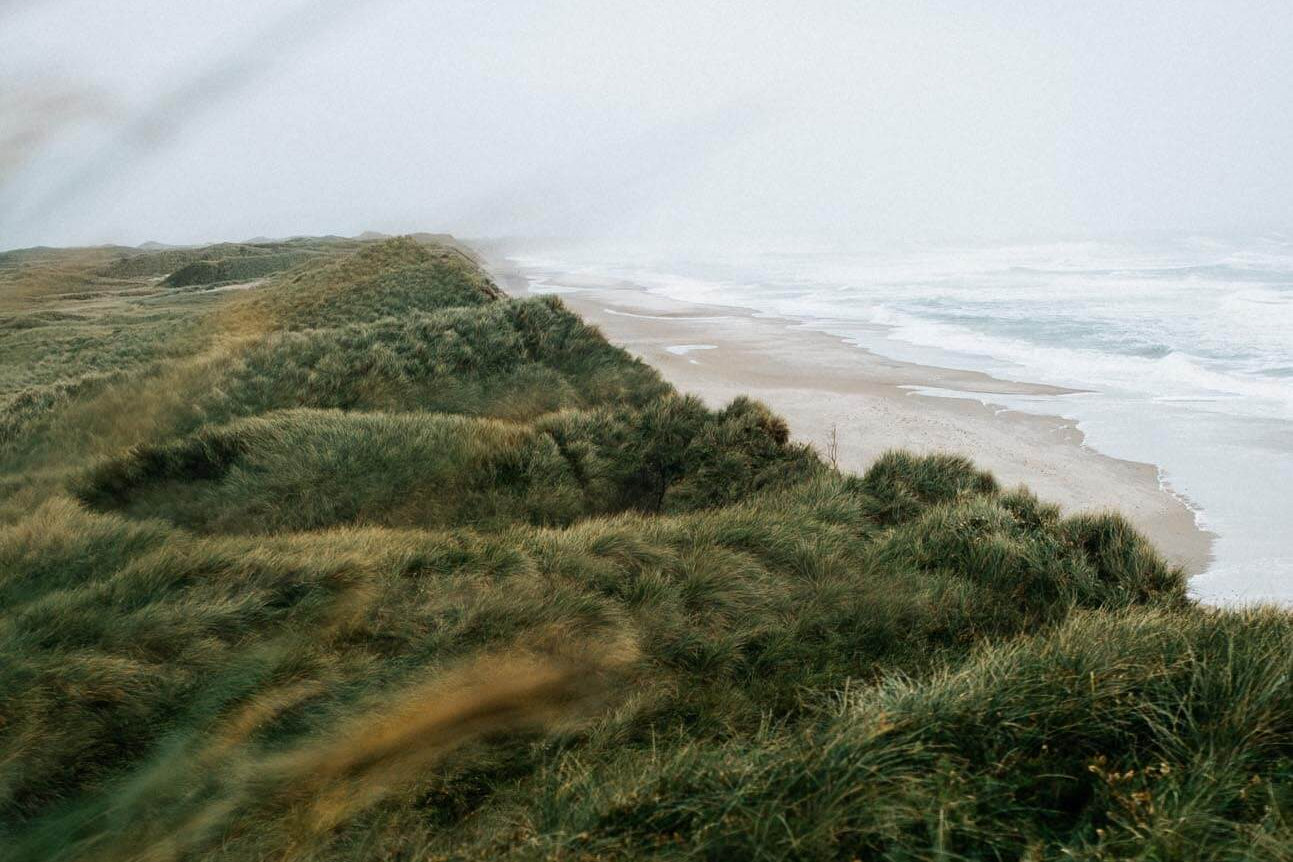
[{"left": 1, "top": 0, "right": 1290, "bottom": 250}]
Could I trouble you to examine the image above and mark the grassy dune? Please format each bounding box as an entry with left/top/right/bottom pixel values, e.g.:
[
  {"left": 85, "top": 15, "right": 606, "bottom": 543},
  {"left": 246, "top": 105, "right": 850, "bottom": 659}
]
[{"left": 0, "top": 237, "right": 1288, "bottom": 861}]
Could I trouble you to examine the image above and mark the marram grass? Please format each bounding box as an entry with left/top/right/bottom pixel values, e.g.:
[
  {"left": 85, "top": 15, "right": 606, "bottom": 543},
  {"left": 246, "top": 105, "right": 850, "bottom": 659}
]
[{"left": 0, "top": 236, "right": 1287, "bottom": 861}]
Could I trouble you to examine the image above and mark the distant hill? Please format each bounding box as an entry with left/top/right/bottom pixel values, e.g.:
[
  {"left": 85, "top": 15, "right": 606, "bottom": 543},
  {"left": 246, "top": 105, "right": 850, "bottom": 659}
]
[{"left": 102, "top": 235, "right": 384, "bottom": 282}]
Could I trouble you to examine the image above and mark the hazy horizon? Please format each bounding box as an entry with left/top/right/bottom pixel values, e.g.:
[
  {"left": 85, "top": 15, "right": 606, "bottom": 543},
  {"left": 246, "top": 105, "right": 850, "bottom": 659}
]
[{"left": 2, "top": 0, "right": 1291, "bottom": 251}]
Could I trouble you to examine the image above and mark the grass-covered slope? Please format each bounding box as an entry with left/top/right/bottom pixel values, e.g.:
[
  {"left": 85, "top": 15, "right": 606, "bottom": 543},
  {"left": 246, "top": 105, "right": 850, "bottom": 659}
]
[{"left": 0, "top": 237, "right": 1288, "bottom": 861}]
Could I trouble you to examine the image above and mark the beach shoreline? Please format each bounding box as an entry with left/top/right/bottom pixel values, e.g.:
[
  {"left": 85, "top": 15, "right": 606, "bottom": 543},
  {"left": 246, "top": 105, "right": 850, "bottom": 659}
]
[{"left": 486, "top": 254, "right": 1216, "bottom": 582}]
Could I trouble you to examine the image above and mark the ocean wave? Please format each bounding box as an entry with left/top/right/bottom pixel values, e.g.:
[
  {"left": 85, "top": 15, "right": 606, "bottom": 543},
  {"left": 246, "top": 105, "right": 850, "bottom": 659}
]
[{"left": 863, "top": 308, "right": 1293, "bottom": 421}]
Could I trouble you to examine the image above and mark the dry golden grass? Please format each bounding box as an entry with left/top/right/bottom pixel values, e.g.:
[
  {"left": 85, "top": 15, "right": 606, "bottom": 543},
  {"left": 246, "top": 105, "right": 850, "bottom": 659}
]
[{"left": 79, "top": 647, "right": 633, "bottom": 862}]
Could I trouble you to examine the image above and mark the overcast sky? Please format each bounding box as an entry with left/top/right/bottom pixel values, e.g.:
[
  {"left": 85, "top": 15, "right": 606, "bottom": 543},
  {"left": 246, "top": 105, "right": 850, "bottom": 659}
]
[{"left": 1, "top": 0, "right": 1290, "bottom": 250}]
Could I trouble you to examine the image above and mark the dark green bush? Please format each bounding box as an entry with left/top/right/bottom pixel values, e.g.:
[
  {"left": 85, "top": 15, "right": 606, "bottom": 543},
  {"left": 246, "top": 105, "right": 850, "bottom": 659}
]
[
  {"left": 201, "top": 296, "right": 671, "bottom": 425},
  {"left": 540, "top": 609, "right": 1293, "bottom": 861},
  {"left": 853, "top": 449, "right": 999, "bottom": 525},
  {"left": 75, "top": 397, "right": 822, "bottom": 533}
]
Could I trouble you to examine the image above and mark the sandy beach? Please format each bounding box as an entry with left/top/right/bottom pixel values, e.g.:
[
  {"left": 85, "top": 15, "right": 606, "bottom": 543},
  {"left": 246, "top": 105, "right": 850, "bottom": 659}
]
[{"left": 487, "top": 256, "right": 1215, "bottom": 579}]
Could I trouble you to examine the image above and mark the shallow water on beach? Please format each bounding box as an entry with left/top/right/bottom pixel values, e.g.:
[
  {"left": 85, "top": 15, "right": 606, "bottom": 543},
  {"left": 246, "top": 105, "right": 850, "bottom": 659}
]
[{"left": 512, "top": 235, "right": 1293, "bottom": 605}]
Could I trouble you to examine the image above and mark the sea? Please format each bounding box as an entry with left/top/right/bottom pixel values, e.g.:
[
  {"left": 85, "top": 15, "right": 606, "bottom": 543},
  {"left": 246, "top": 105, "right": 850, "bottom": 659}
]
[{"left": 509, "top": 235, "right": 1293, "bottom": 605}]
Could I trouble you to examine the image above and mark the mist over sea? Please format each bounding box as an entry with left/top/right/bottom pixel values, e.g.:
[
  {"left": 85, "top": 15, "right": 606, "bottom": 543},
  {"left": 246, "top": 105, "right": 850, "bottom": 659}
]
[{"left": 513, "top": 235, "right": 1293, "bottom": 605}]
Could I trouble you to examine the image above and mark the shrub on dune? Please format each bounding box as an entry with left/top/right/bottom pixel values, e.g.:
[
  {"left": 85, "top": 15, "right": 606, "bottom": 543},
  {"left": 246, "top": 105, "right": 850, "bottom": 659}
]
[
  {"left": 540, "top": 608, "right": 1293, "bottom": 860},
  {"left": 73, "top": 409, "right": 585, "bottom": 532},
  {"left": 852, "top": 449, "right": 999, "bottom": 525}
]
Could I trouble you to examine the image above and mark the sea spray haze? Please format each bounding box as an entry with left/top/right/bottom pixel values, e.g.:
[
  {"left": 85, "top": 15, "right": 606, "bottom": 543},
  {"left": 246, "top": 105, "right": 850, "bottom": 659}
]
[
  {"left": 507, "top": 233, "right": 1293, "bottom": 603},
  {"left": 3, "top": 3, "right": 1292, "bottom": 248},
  {"left": 0, "top": 236, "right": 1290, "bottom": 860}
]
